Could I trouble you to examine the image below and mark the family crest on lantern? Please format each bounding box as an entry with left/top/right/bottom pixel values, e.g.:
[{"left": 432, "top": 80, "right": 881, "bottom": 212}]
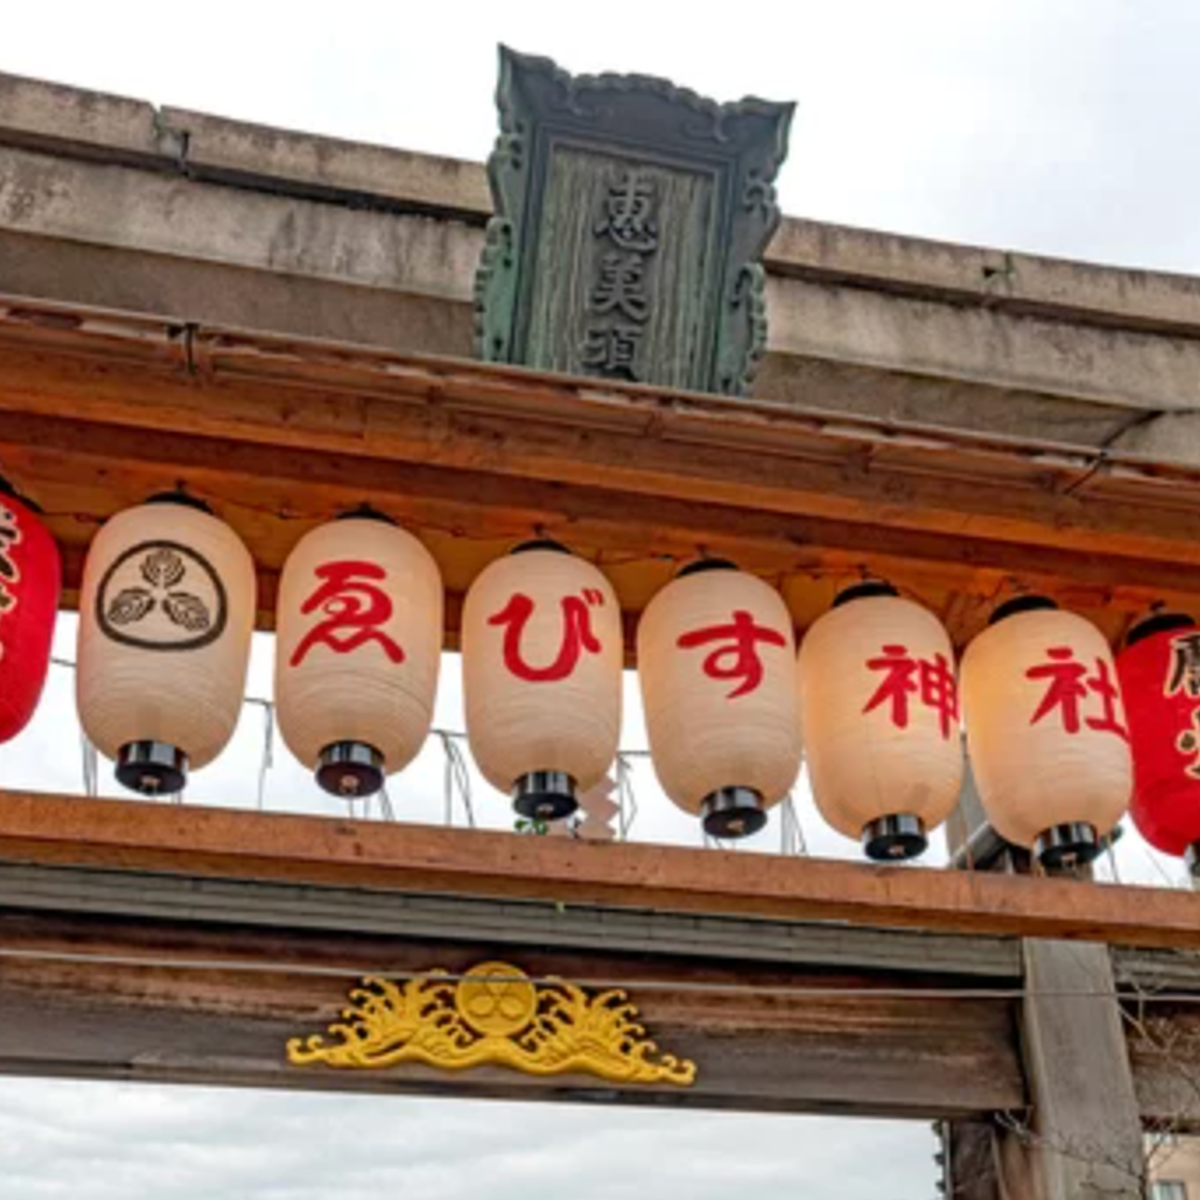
[{"left": 77, "top": 491, "right": 255, "bottom": 796}]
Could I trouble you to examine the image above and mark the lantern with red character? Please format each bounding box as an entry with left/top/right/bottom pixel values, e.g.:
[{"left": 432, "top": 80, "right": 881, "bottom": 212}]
[
  {"left": 0, "top": 479, "right": 60, "bottom": 744},
  {"left": 275, "top": 510, "right": 443, "bottom": 799},
  {"left": 1117, "top": 610, "right": 1200, "bottom": 873},
  {"left": 638, "top": 560, "right": 801, "bottom": 839},
  {"left": 463, "top": 540, "right": 622, "bottom": 820},
  {"left": 798, "top": 581, "right": 963, "bottom": 861},
  {"left": 960, "top": 595, "right": 1131, "bottom": 869}
]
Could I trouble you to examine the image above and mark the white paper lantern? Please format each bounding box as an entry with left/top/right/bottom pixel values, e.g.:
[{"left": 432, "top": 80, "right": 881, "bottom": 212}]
[
  {"left": 960, "top": 595, "right": 1132, "bottom": 868},
  {"left": 798, "top": 582, "right": 963, "bottom": 860},
  {"left": 462, "top": 541, "right": 622, "bottom": 819},
  {"left": 638, "top": 561, "right": 801, "bottom": 838},
  {"left": 77, "top": 493, "right": 256, "bottom": 794},
  {"left": 275, "top": 513, "right": 442, "bottom": 798}
]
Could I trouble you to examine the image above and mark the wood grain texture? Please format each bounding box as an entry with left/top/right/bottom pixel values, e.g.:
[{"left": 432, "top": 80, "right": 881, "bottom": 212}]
[
  {"left": 4, "top": 792, "right": 1200, "bottom": 951},
  {"left": 4, "top": 300, "right": 1200, "bottom": 652},
  {"left": 0, "top": 909, "right": 1023, "bottom": 1117}
]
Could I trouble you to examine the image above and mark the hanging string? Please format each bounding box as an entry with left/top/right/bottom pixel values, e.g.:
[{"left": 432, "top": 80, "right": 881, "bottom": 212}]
[
  {"left": 615, "top": 751, "right": 640, "bottom": 841},
  {"left": 251, "top": 699, "right": 274, "bottom": 812},
  {"left": 437, "top": 731, "right": 476, "bottom": 829},
  {"left": 377, "top": 781, "right": 396, "bottom": 823},
  {"left": 779, "top": 792, "right": 807, "bottom": 857},
  {"left": 80, "top": 732, "right": 98, "bottom": 798}
]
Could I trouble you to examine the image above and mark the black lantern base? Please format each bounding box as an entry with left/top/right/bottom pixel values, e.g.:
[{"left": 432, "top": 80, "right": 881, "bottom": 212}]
[
  {"left": 862, "top": 813, "right": 928, "bottom": 861},
  {"left": 513, "top": 771, "right": 577, "bottom": 820},
  {"left": 317, "top": 742, "right": 385, "bottom": 799},
  {"left": 701, "top": 787, "right": 767, "bottom": 840},
  {"left": 1035, "top": 821, "right": 1101, "bottom": 870},
  {"left": 116, "top": 740, "right": 188, "bottom": 796}
]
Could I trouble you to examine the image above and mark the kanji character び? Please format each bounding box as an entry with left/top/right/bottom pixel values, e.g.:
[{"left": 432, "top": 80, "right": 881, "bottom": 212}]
[{"left": 488, "top": 588, "right": 605, "bottom": 683}]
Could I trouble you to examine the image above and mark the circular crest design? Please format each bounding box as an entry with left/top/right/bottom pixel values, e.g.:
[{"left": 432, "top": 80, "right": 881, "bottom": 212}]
[
  {"left": 455, "top": 961, "right": 537, "bottom": 1037},
  {"left": 96, "top": 540, "right": 227, "bottom": 652}
]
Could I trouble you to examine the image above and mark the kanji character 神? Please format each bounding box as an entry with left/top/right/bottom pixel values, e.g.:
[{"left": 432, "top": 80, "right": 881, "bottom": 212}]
[
  {"left": 290, "top": 560, "right": 405, "bottom": 667},
  {"left": 862, "top": 645, "right": 959, "bottom": 740},
  {"left": 676, "top": 610, "right": 787, "bottom": 700}
]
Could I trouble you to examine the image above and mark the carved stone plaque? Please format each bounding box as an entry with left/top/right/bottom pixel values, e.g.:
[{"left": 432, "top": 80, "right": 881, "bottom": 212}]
[{"left": 474, "top": 48, "right": 793, "bottom": 396}]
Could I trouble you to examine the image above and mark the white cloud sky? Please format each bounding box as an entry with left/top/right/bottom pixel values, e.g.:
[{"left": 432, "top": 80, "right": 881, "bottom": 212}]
[{"left": 1, "top": 0, "right": 1195, "bottom": 1195}]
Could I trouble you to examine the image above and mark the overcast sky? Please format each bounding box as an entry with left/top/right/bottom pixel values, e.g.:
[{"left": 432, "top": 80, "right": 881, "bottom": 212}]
[{"left": 2, "top": 1, "right": 1197, "bottom": 1196}]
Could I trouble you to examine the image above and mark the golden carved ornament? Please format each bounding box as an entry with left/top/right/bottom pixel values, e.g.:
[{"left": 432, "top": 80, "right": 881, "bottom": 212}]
[{"left": 286, "top": 960, "right": 696, "bottom": 1087}]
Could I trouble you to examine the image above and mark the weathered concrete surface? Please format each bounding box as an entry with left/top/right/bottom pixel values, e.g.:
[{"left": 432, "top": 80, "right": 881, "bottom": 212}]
[{"left": 3, "top": 70, "right": 1200, "bottom": 460}]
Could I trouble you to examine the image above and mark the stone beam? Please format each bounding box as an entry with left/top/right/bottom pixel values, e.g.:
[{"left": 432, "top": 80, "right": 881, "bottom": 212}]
[{"left": 4, "top": 72, "right": 1200, "bottom": 459}]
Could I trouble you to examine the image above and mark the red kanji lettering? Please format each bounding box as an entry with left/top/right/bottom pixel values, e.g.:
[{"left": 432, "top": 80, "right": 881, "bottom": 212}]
[
  {"left": 920, "top": 653, "right": 960, "bottom": 740},
  {"left": 863, "top": 645, "right": 958, "bottom": 740},
  {"left": 1084, "top": 657, "right": 1128, "bottom": 739},
  {"left": 489, "top": 589, "right": 604, "bottom": 683},
  {"left": 290, "top": 560, "right": 404, "bottom": 668},
  {"left": 1026, "top": 646, "right": 1128, "bottom": 740},
  {"left": 676, "top": 610, "right": 787, "bottom": 700}
]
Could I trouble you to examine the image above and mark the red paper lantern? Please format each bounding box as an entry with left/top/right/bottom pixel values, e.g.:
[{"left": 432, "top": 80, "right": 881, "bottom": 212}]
[
  {"left": 1117, "top": 611, "right": 1200, "bottom": 868},
  {"left": 0, "top": 485, "right": 61, "bottom": 743}
]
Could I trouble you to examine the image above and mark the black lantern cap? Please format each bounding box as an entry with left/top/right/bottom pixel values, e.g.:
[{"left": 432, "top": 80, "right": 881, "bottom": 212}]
[
  {"left": 1035, "top": 821, "right": 1101, "bottom": 871},
  {"left": 144, "top": 490, "right": 214, "bottom": 514},
  {"left": 701, "top": 786, "right": 767, "bottom": 839},
  {"left": 989, "top": 594, "right": 1058, "bottom": 625},
  {"left": 678, "top": 558, "right": 738, "bottom": 578},
  {"left": 1126, "top": 610, "right": 1196, "bottom": 648},
  {"left": 335, "top": 504, "right": 397, "bottom": 525},
  {"left": 862, "top": 813, "right": 927, "bottom": 861},
  {"left": 511, "top": 539, "right": 572, "bottom": 556},
  {"left": 0, "top": 473, "right": 41, "bottom": 513},
  {"left": 512, "top": 770, "right": 578, "bottom": 820},
  {"left": 834, "top": 580, "right": 899, "bottom": 608},
  {"left": 317, "top": 741, "right": 385, "bottom": 799},
  {"left": 116, "top": 740, "right": 188, "bottom": 796}
]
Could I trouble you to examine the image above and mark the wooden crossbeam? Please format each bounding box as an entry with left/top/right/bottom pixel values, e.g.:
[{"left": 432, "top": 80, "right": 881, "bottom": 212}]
[
  {"left": 2, "top": 792, "right": 1200, "bottom": 951},
  {"left": 4, "top": 297, "right": 1200, "bottom": 649},
  {"left": 0, "top": 898, "right": 1023, "bottom": 1118}
]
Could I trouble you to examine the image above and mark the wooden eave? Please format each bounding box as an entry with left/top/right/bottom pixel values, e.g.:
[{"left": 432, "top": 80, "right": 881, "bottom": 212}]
[{"left": 2, "top": 293, "right": 1200, "bottom": 648}]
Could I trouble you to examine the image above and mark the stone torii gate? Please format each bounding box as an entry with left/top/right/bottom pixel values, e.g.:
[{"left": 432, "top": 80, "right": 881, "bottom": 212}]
[{"left": 5, "top": 68, "right": 1200, "bottom": 1199}]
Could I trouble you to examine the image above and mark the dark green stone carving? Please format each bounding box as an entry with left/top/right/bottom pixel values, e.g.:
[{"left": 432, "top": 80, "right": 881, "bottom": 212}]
[{"left": 474, "top": 47, "right": 793, "bottom": 396}]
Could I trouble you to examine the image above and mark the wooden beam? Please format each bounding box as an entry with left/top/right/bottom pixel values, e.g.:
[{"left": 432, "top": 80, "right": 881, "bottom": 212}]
[
  {"left": 0, "top": 861, "right": 1021, "bottom": 978},
  {"left": 5, "top": 792, "right": 1200, "bottom": 951},
  {"left": 0, "top": 908, "right": 1023, "bottom": 1118}
]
